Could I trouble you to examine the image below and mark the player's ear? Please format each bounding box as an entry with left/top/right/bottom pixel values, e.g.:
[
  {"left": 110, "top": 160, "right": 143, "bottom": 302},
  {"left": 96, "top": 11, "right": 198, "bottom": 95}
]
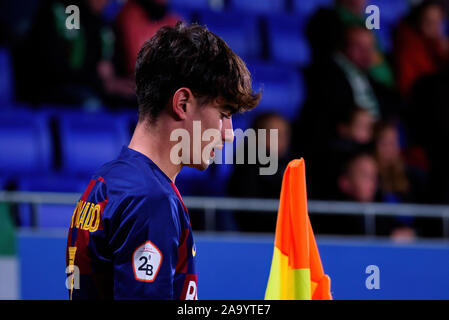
[{"left": 171, "top": 88, "right": 193, "bottom": 120}]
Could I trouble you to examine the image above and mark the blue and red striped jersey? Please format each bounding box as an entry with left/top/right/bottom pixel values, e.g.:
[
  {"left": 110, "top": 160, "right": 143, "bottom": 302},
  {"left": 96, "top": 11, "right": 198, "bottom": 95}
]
[{"left": 66, "top": 146, "right": 197, "bottom": 300}]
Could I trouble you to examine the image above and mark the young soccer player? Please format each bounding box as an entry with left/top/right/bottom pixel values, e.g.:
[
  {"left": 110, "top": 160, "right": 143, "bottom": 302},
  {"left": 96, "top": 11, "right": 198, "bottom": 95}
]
[{"left": 66, "top": 22, "right": 260, "bottom": 300}]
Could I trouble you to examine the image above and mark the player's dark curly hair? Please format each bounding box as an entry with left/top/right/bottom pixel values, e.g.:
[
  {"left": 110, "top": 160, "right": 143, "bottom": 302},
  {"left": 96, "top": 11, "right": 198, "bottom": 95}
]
[{"left": 135, "top": 22, "right": 261, "bottom": 122}]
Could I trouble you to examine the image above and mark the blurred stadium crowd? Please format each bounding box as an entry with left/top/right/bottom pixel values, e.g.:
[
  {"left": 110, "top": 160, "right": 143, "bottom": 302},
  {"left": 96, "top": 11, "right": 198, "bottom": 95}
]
[{"left": 1, "top": 0, "right": 449, "bottom": 238}]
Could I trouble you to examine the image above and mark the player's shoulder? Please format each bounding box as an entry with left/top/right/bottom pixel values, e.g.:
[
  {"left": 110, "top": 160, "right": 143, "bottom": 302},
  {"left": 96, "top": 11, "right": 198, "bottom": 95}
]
[
  {"left": 80, "top": 147, "right": 187, "bottom": 226},
  {"left": 91, "top": 149, "right": 183, "bottom": 217},
  {"left": 93, "top": 148, "right": 172, "bottom": 197}
]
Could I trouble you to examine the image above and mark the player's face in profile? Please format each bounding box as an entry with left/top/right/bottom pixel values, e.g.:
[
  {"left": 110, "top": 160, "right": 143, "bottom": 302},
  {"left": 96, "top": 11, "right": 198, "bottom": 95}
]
[{"left": 186, "top": 98, "right": 235, "bottom": 171}]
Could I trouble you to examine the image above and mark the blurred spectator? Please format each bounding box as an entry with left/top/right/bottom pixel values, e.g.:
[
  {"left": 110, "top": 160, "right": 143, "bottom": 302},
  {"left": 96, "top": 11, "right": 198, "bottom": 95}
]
[
  {"left": 389, "top": 226, "right": 417, "bottom": 243},
  {"left": 374, "top": 122, "right": 410, "bottom": 201},
  {"left": 228, "top": 112, "right": 292, "bottom": 232},
  {"left": 394, "top": 0, "right": 449, "bottom": 97},
  {"left": 327, "top": 106, "right": 376, "bottom": 198},
  {"left": 334, "top": 106, "right": 375, "bottom": 148},
  {"left": 16, "top": 0, "right": 135, "bottom": 108},
  {"left": 310, "top": 150, "right": 378, "bottom": 235},
  {"left": 294, "top": 26, "right": 400, "bottom": 199},
  {"left": 374, "top": 121, "right": 429, "bottom": 203},
  {"left": 408, "top": 64, "right": 449, "bottom": 204},
  {"left": 372, "top": 121, "right": 429, "bottom": 241},
  {"left": 334, "top": 27, "right": 384, "bottom": 118},
  {"left": 115, "top": 0, "right": 181, "bottom": 77},
  {"left": 306, "top": 0, "right": 395, "bottom": 88},
  {"left": 337, "top": 151, "right": 379, "bottom": 202}
]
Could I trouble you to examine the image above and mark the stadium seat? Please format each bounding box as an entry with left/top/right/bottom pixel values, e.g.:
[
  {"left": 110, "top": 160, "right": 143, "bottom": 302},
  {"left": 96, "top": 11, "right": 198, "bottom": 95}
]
[
  {"left": 175, "top": 163, "right": 234, "bottom": 197},
  {"left": 265, "top": 14, "right": 311, "bottom": 66},
  {"left": 16, "top": 173, "right": 88, "bottom": 193},
  {"left": 373, "top": 26, "right": 394, "bottom": 53},
  {"left": 28, "top": 203, "right": 77, "bottom": 228},
  {"left": 0, "top": 176, "right": 6, "bottom": 190},
  {"left": 0, "top": 47, "right": 14, "bottom": 106},
  {"left": 175, "top": 166, "right": 210, "bottom": 196},
  {"left": 367, "top": 0, "right": 409, "bottom": 26},
  {"left": 229, "top": 0, "right": 285, "bottom": 14},
  {"left": 292, "top": 0, "right": 333, "bottom": 17},
  {"left": 57, "top": 111, "right": 131, "bottom": 175},
  {"left": 168, "top": 4, "right": 197, "bottom": 24},
  {"left": 170, "top": 0, "right": 226, "bottom": 23},
  {"left": 367, "top": 0, "right": 409, "bottom": 52},
  {"left": 231, "top": 112, "right": 252, "bottom": 131},
  {"left": 246, "top": 62, "right": 305, "bottom": 120},
  {"left": 102, "top": 0, "right": 126, "bottom": 22},
  {"left": 120, "top": 110, "right": 138, "bottom": 136},
  {"left": 0, "top": 110, "right": 53, "bottom": 174},
  {"left": 170, "top": 0, "right": 216, "bottom": 11},
  {"left": 15, "top": 173, "right": 88, "bottom": 228},
  {"left": 198, "top": 11, "right": 262, "bottom": 59}
]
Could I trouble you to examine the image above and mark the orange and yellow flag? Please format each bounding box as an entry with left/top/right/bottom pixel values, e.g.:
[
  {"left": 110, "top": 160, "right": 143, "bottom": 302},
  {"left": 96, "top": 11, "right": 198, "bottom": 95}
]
[{"left": 265, "top": 159, "right": 332, "bottom": 300}]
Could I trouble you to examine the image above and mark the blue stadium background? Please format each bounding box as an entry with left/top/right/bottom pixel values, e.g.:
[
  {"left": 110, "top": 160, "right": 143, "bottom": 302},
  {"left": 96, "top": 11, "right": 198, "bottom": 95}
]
[
  {"left": 0, "top": 0, "right": 411, "bottom": 227},
  {"left": 1, "top": 0, "right": 449, "bottom": 300}
]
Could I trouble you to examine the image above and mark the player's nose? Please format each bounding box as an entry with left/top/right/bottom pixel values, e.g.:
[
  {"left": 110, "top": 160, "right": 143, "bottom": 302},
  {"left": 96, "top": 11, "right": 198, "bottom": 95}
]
[{"left": 222, "top": 117, "right": 234, "bottom": 143}]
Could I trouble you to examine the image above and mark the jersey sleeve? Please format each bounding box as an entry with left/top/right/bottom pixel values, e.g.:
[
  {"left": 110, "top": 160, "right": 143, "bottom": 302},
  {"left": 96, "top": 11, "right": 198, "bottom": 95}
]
[{"left": 106, "top": 194, "right": 181, "bottom": 299}]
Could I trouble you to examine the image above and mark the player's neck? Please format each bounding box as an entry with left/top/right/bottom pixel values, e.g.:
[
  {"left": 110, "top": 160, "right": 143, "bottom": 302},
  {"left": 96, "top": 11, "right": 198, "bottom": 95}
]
[{"left": 128, "top": 119, "right": 182, "bottom": 182}]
